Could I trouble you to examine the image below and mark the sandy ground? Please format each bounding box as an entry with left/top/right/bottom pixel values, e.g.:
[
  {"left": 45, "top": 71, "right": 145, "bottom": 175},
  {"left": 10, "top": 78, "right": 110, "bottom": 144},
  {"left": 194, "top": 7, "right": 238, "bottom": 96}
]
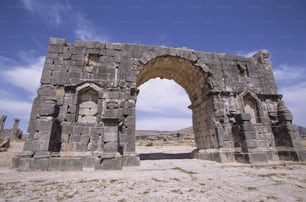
[
  {"left": 0, "top": 143, "right": 306, "bottom": 201},
  {"left": 0, "top": 140, "right": 23, "bottom": 167}
]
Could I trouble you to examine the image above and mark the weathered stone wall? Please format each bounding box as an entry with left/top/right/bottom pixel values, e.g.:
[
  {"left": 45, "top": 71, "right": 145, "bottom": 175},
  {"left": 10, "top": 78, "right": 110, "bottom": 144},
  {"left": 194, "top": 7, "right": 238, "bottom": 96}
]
[{"left": 13, "top": 37, "right": 306, "bottom": 171}]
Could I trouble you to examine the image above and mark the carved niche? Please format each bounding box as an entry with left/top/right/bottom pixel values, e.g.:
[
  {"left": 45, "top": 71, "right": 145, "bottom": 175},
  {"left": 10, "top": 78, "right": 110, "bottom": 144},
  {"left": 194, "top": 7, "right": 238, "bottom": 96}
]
[
  {"left": 243, "top": 93, "right": 259, "bottom": 124},
  {"left": 76, "top": 83, "right": 101, "bottom": 124}
]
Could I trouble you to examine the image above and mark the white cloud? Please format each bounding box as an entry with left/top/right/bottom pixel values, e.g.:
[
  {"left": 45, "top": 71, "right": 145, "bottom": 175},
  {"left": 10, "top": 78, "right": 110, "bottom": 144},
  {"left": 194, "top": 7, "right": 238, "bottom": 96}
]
[
  {"left": 136, "top": 117, "right": 192, "bottom": 131},
  {"left": 137, "top": 78, "right": 191, "bottom": 116},
  {"left": 279, "top": 82, "right": 306, "bottom": 127},
  {"left": 136, "top": 78, "right": 192, "bottom": 131},
  {"left": 21, "top": 0, "right": 71, "bottom": 26},
  {"left": 75, "top": 15, "right": 109, "bottom": 42},
  {"left": 3, "top": 56, "right": 44, "bottom": 95},
  {"left": 273, "top": 64, "right": 305, "bottom": 81},
  {"left": 0, "top": 56, "right": 16, "bottom": 65},
  {"left": 0, "top": 89, "right": 33, "bottom": 131},
  {"left": 273, "top": 64, "right": 306, "bottom": 127},
  {"left": 0, "top": 54, "right": 44, "bottom": 132},
  {"left": 21, "top": 0, "right": 109, "bottom": 42},
  {"left": 0, "top": 99, "right": 32, "bottom": 118}
]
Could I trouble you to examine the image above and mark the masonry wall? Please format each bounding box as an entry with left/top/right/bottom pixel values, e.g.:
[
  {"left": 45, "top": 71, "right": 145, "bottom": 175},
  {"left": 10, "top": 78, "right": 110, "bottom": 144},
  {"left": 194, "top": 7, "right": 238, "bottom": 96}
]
[{"left": 14, "top": 37, "right": 306, "bottom": 171}]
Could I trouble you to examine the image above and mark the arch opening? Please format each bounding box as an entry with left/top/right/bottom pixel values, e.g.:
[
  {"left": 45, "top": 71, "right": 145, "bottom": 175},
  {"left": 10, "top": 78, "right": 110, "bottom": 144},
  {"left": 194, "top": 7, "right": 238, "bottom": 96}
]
[
  {"left": 136, "top": 55, "right": 207, "bottom": 103},
  {"left": 135, "top": 56, "right": 208, "bottom": 159},
  {"left": 136, "top": 78, "right": 192, "bottom": 131}
]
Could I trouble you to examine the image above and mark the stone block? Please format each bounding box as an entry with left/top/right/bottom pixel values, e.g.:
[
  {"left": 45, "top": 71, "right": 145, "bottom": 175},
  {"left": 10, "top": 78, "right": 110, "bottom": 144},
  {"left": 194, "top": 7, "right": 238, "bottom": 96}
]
[
  {"left": 122, "top": 108, "right": 132, "bottom": 116},
  {"left": 104, "top": 142, "right": 118, "bottom": 153},
  {"left": 73, "top": 126, "right": 84, "bottom": 134},
  {"left": 78, "top": 115, "right": 97, "bottom": 124},
  {"left": 90, "top": 127, "right": 104, "bottom": 136},
  {"left": 278, "top": 112, "right": 293, "bottom": 122},
  {"left": 11, "top": 156, "right": 20, "bottom": 168},
  {"left": 59, "top": 158, "right": 83, "bottom": 171},
  {"left": 16, "top": 158, "right": 32, "bottom": 171},
  {"left": 244, "top": 131, "right": 256, "bottom": 140},
  {"left": 31, "top": 159, "right": 49, "bottom": 171},
  {"left": 71, "top": 134, "right": 81, "bottom": 142},
  {"left": 104, "top": 126, "right": 118, "bottom": 142},
  {"left": 216, "top": 127, "right": 231, "bottom": 141},
  {"left": 103, "top": 109, "right": 121, "bottom": 119},
  {"left": 60, "top": 143, "right": 71, "bottom": 151},
  {"left": 296, "top": 151, "right": 306, "bottom": 161},
  {"left": 90, "top": 134, "right": 99, "bottom": 143},
  {"left": 36, "top": 120, "right": 53, "bottom": 132},
  {"left": 126, "top": 140, "right": 136, "bottom": 153},
  {"left": 28, "top": 139, "right": 49, "bottom": 151},
  {"left": 241, "top": 122, "right": 255, "bottom": 132},
  {"left": 81, "top": 135, "right": 90, "bottom": 144},
  {"left": 48, "top": 158, "right": 60, "bottom": 170},
  {"left": 122, "top": 155, "right": 140, "bottom": 167},
  {"left": 49, "top": 37, "right": 66, "bottom": 45},
  {"left": 119, "top": 133, "right": 129, "bottom": 144},
  {"left": 87, "top": 48, "right": 100, "bottom": 54},
  {"left": 83, "top": 157, "right": 95, "bottom": 168},
  {"left": 95, "top": 158, "right": 122, "bottom": 170},
  {"left": 71, "top": 54, "right": 85, "bottom": 61},
  {"left": 48, "top": 45, "right": 64, "bottom": 53},
  {"left": 235, "top": 113, "right": 251, "bottom": 122},
  {"left": 234, "top": 153, "right": 250, "bottom": 163},
  {"left": 76, "top": 143, "right": 87, "bottom": 152},
  {"left": 82, "top": 127, "right": 90, "bottom": 135},
  {"left": 245, "top": 139, "right": 257, "bottom": 148},
  {"left": 248, "top": 152, "right": 269, "bottom": 163},
  {"left": 218, "top": 151, "right": 236, "bottom": 163},
  {"left": 38, "top": 87, "right": 56, "bottom": 97},
  {"left": 104, "top": 132, "right": 118, "bottom": 142},
  {"left": 63, "top": 114, "right": 76, "bottom": 122},
  {"left": 62, "top": 124, "right": 73, "bottom": 135},
  {"left": 232, "top": 125, "right": 240, "bottom": 135}
]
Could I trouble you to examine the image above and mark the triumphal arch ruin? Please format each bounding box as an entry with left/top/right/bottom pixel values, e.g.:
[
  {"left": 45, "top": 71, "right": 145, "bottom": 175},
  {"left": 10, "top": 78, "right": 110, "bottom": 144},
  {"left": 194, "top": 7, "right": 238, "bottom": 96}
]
[{"left": 13, "top": 38, "right": 306, "bottom": 170}]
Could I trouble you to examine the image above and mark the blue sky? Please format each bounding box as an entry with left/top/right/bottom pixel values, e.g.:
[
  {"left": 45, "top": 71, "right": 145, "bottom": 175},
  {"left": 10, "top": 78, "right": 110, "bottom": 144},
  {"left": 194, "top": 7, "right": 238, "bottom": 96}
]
[{"left": 0, "top": 0, "right": 305, "bottom": 132}]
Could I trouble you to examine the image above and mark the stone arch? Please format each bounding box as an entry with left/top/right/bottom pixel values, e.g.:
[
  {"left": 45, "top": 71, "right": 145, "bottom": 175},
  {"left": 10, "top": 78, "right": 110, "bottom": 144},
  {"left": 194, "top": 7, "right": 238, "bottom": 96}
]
[
  {"left": 136, "top": 55, "right": 211, "bottom": 150},
  {"left": 136, "top": 55, "right": 208, "bottom": 103},
  {"left": 15, "top": 38, "right": 306, "bottom": 171}
]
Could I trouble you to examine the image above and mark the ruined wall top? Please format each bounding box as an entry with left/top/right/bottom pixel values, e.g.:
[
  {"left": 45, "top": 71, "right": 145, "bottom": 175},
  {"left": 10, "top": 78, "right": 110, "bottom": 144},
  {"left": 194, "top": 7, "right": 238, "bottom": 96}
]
[{"left": 41, "top": 37, "right": 278, "bottom": 97}]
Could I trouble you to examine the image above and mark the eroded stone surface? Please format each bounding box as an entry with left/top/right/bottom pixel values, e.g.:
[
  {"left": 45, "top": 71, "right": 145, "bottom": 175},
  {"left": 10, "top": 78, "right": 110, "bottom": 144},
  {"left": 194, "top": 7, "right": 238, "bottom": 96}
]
[{"left": 13, "top": 37, "right": 306, "bottom": 170}]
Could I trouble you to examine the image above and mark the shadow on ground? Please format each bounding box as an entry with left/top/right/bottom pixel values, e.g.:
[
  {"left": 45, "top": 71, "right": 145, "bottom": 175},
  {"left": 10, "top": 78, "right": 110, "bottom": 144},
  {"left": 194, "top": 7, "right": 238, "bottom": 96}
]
[{"left": 139, "top": 149, "right": 197, "bottom": 160}]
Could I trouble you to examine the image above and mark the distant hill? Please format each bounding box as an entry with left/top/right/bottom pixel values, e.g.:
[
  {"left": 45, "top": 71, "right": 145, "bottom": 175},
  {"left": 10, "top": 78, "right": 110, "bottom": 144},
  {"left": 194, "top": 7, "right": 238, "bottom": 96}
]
[
  {"left": 136, "top": 127, "right": 194, "bottom": 137},
  {"left": 136, "top": 125, "right": 306, "bottom": 137},
  {"left": 136, "top": 127, "right": 195, "bottom": 146}
]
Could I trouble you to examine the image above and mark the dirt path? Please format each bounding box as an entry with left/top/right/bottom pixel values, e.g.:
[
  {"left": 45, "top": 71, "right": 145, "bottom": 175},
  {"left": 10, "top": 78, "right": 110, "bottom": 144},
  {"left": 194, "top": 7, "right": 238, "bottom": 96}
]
[
  {"left": 0, "top": 141, "right": 23, "bottom": 167},
  {"left": 0, "top": 143, "right": 305, "bottom": 201},
  {"left": 0, "top": 159, "right": 305, "bottom": 202}
]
